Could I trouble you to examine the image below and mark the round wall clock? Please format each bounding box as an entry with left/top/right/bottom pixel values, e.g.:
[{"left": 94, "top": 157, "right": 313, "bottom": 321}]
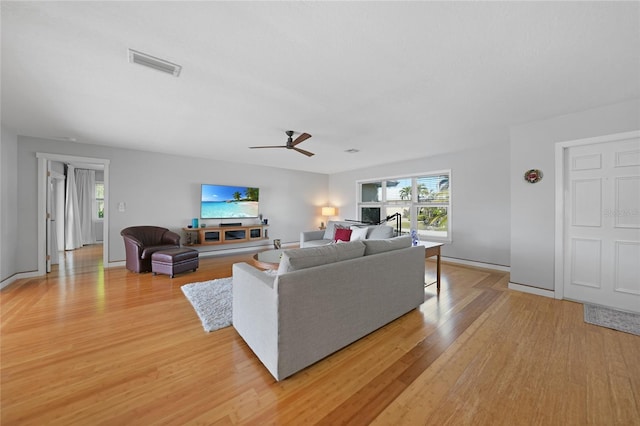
[{"left": 524, "top": 169, "right": 543, "bottom": 184}]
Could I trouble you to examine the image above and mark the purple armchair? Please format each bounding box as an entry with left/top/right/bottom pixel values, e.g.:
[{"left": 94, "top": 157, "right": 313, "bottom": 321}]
[{"left": 120, "top": 226, "right": 181, "bottom": 273}]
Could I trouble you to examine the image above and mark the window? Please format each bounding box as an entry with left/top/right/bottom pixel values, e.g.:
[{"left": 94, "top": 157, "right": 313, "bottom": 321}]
[
  {"left": 357, "top": 171, "right": 451, "bottom": 241},
  {"left": 95, "top": 182, "right": 104, "bottom": 219}
]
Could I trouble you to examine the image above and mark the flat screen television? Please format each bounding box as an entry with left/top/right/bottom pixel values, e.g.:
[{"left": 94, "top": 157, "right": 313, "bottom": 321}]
[{"left": 200, "top": 184, "right": 260, "bottom": 219}]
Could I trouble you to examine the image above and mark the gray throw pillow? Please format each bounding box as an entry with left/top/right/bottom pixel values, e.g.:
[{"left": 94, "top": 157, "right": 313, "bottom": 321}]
[
  {"left": 333, "top": 240, "right": 366, "bottom": 261},
  {"left": 367, "top": 225, "right": 394, "bottom": 239}
]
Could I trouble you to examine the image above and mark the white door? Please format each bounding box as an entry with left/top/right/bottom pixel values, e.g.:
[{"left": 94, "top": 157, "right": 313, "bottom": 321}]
[{"left": 564, "top": 135, "right": 640, "bottom": 313}]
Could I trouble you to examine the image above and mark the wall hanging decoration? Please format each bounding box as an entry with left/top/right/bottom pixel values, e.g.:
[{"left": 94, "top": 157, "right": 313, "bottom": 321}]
[{"left": 524, "top": 169, "right": 543, "bottom": 184}]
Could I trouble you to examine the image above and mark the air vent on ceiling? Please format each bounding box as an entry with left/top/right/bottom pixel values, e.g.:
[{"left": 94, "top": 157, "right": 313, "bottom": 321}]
[{"left": 128, "top": 49, "right": 182, "bottom": 77}]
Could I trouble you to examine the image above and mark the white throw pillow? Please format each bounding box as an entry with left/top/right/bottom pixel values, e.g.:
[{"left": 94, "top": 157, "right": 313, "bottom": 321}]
[{"left": 350, "top": 226, "right": 369, "bottom": 241}]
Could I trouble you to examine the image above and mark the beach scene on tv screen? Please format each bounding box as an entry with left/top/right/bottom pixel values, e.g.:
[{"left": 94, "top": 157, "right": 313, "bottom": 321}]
[{"left": 201, "top": 185, "right": 259, "bottom": 218}]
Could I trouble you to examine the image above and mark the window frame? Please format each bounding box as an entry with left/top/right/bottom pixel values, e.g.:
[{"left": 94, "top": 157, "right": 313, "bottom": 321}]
[
  {"left": 95, "top": 181, "right": 105, "bottom": 221},
  {"left": 357, "top": 170, "right": 451, "bottom": 242}
]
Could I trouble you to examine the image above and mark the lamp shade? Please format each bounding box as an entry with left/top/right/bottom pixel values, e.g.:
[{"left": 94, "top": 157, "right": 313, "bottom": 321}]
[{"left": 321, "top": 206, "right": 336, "bottom": 216}]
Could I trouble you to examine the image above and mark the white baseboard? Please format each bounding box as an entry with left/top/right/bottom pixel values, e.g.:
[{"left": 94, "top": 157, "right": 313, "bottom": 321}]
[
  {"left": 84, "top": 242, "right": 300, "bottom": 269},
  {"left": 0, "top": 270, "right": 41, "bottom": 290},
  {"left": 196, "top": 241, "right": 296, "bottom": 258},
  {"left": 508, "top": 282, "right": 555, "bottom": 299},
  {"left": 441, "top": 256, "right": 510, "bottom": 272},
  {"left": 3, "top": 243, "right": 296, "bottom": 286},
  {"left": 0, "top": 275, "right": 18, "bottom": 290}
]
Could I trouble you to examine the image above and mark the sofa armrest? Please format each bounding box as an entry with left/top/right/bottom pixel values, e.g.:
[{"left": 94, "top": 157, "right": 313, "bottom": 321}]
[
  {"left": 122, "top": 234, "right": 144, "bottom": 248},
  {"left": 300, "top": 230, "right": 325, "bottom": 245},
  {"left": 232, "top": 263, "right": 279, "bottom": 379},
  {"left": 162, "top": 230, "right": 181, "bottom": 246}
]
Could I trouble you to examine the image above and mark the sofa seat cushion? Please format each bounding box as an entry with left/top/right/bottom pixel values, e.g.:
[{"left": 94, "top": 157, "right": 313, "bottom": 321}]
[{"left": 363, "top": 235, "right": 412, "bottom": 256}]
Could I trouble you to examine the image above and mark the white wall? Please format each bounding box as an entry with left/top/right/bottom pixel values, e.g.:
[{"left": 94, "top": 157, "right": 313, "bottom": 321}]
[
  {"left": 1, "top": 125, "right": 19, "bottom": 282},
  {"left": 15, "top": 136, "right": 328, "bottom": 272},
  {"left": 510, "top": 98, "right": 640, "bottom": 291},
  {"left": 329, "top": 141, "right": 511, "bottom": 267}
]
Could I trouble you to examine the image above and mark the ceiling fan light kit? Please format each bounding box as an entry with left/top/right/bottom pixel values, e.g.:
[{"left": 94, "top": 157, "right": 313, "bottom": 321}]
[{"left": 250, "top": 130, "right": 314, "bottom": 157}]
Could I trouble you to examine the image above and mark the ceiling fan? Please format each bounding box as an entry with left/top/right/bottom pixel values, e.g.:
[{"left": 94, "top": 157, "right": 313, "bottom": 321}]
[{"left": 249, "top": 130, "right": 314, "bottom": 157}]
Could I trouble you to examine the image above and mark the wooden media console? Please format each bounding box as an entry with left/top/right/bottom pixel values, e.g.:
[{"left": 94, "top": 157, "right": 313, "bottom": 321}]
[{"left": 182, "top": 225, "right": 268, "bottom": 246}]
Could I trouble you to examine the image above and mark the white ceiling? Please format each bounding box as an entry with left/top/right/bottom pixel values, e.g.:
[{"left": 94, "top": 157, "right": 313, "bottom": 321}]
[{"left": 2, "top": 1, "right": 639, "bottom": 174}]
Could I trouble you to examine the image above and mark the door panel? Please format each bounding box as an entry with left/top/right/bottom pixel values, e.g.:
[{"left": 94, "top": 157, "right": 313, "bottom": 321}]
[
  {"left": 564, "top": 136, "right": 640, "bottom": 313},
  {"left": 572, "top": 178, "right": 601, "bottom": 226},
  {"left": 571, "top": 238, "right": 601, "bottom": 288}
]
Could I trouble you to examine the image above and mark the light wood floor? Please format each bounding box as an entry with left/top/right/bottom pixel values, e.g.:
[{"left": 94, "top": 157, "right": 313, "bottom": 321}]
[{"left": 2, "top": 246, "right": 639, "bottom": 425}]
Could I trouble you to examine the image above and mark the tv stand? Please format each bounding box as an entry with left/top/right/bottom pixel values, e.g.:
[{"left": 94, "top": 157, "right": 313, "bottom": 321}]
[{"left": 183, "top": 225, "right": 268, "bottom": 246}]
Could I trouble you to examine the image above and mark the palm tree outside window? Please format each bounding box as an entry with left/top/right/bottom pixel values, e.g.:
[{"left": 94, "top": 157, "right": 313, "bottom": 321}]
[{"left": 357, "top": 171, "right": 451, "bottom": 242}]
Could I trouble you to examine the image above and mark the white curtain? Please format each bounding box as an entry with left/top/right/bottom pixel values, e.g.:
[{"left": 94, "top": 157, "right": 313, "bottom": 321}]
[
  {"left": 75, "top": 169, "right": 96, "bottom": 245},
  {"left": 64, "top": 165, "right": 83, "bottom": 250}
]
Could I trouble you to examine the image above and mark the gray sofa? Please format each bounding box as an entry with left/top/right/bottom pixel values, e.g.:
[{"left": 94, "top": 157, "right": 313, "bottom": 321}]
[
  {"left": 300, "top": 220, "right": 394, "bottom": 247},
  {"left": 232, "top": 236, "right": 425, "bottom": 381}
]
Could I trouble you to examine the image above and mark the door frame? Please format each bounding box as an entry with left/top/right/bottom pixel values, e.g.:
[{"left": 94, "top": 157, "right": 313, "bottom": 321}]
[
  {"left": 36, "top": 153, "right": 111, "bottom": 275},
  {"left": 46, "top": 165, "right": 65, "bottom": 272},
  {"left": 554, "top": 130, "right": 640, "bottom": 300}
]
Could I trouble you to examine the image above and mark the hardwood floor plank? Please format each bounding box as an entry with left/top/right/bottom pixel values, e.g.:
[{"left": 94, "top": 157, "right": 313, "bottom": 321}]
[
  {"left": 2, "top": 246, "right": 639, "bottom": 425},
  {"left": 317, "top": 282, "right": 504, "bottom": 424}
]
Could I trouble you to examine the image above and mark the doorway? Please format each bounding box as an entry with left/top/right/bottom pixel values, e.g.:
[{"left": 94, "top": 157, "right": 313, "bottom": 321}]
[
  {"left": 37, "top": 153, "right": 111, "bottom": 276},
  {"left": 555, "top": 131, "right": 640, "bottom": 313}
]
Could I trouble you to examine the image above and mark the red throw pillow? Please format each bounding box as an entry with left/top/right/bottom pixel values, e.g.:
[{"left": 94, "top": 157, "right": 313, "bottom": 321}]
[{"left": 334, "top": 228, "right": 352, "bottom": 242}]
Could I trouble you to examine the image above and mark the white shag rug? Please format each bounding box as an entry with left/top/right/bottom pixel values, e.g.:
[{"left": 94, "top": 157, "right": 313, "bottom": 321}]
[{"left": 181, "top": 277, "right": 233, "bottom": 332}]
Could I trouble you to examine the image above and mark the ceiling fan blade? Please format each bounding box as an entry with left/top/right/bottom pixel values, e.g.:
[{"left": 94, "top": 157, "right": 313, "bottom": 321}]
[
  {"left": 291, "top": 132, "right": 312, "bottom": 147},
  {"left": 249, "top": 145, "right": 287, "bottom": 149},
  {"left": 293, "top": 147, "right": 314, "bottom": 157}
]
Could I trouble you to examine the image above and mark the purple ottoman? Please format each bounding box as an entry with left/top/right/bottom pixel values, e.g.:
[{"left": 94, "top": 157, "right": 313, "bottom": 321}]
[{"left": 151, "top": 248, "right": 199, "bottom": 278}]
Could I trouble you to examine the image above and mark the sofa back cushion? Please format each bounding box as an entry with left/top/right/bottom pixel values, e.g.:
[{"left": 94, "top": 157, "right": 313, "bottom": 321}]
[
  {"left": 367, "top": 225, "right": 394, "bottom": 239},
  {"left": 334, "top": 240, "right": 366, "bottom": 261},
  {"left": 362, "top": 235, "right": 412, "bottom": 256},
  {"left": 277, "top": 240, "right": 366, "bottom": 274},
  {"left": 278, "top": 244, "right": 336, "bottom": 274}
]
